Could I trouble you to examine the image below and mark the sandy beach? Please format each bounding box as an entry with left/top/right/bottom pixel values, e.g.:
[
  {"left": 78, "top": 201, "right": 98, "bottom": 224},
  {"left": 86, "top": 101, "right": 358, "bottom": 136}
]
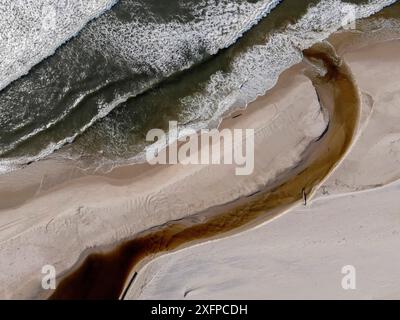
[
  {"left": 0, "top": 58, "right": 329, "bottom": 299},
  {"left": 0, "top": 14, "right": 400, "bottom": 299}
]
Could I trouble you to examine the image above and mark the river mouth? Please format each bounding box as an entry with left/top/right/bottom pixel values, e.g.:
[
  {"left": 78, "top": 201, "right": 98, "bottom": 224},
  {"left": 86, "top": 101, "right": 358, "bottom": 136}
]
[{"left": 48, "top": 41, "right": 361, "bottom": 300}]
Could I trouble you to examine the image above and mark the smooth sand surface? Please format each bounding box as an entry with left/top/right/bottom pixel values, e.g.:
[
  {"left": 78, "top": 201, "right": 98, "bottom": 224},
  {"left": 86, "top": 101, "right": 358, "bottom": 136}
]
[
  {"left": 130, "top": 180, "right": 400, "bottom": 300},
  {"left": 318, "top": 38, "right": 400, "bottom": 195}
]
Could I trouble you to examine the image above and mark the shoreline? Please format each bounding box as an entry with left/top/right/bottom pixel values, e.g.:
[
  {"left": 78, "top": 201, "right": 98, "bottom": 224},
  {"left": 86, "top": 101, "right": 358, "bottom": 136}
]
[
  {"left": 0, "top": 26, "right": 399, "bottom": 299},
  {"left": 48, "top": 40, "right": 361, "bottom": 299},
  {"left": 0, "top": 56, "right": 327, "bottom": 299},
  {"left": 2, "top": 1, "right": 398, "bottom": 212}
]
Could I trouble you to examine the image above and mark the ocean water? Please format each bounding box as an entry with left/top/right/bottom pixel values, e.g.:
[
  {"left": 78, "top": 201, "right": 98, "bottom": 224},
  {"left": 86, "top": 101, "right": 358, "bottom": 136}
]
[{"left": 0, "top": 0, "right": 397, "bottom": 172}]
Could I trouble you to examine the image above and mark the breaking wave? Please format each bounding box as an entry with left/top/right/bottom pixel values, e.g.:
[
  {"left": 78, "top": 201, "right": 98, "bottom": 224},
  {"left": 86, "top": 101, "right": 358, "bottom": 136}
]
[
  {"left": 0, "top": 0, "right": 118, "bottom": 91},
  {"left": 0, "top": 0, "right": 397, "bottom": 173},
  {"left": 0, "top": 0, "right": 282, "bottom": 171}
]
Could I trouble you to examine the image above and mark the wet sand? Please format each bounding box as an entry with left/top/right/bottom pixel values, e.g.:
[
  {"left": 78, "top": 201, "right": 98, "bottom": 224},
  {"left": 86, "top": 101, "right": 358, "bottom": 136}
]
[{"left": 49, "top": 42, "right": 361, "bottom": 299}]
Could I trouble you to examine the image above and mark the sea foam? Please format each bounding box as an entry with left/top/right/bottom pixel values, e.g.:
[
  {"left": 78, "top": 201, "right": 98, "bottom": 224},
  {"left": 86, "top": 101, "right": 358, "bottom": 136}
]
[
  {"left": 0, "top": 0, "right": 118, "bottom": 91},
  {"left": 0, "top": 0, "right": 397, "bottom": 173},
  {"left": 136, "top": 0, "right": 398, "bottom": 168},
  {"left": 0, "top": 0, "right": 282, "bottom": 168},
  {"left": 175, "top": 0, "right": 398, "bottom": 130}
]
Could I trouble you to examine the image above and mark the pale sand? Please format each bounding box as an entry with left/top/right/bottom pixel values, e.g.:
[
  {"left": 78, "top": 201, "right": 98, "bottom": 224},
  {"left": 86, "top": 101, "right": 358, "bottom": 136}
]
[
  {"left": 126, "top": 38, "right": 400, "bottom": 300},
  {"left": 0, "top": 29, "right": 398, "bottom": 299},
  {"left": 317, "top": 37, "right": 400, "bottom": 195},
  {"left": 131, "top": 180, "right": 400, "bottom": 300}
]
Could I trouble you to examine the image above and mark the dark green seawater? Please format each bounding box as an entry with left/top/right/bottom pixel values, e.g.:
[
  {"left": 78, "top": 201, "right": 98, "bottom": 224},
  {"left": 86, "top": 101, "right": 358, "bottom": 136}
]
[{"left": 0, "top": 0, "right": 397, "bottom": 172}]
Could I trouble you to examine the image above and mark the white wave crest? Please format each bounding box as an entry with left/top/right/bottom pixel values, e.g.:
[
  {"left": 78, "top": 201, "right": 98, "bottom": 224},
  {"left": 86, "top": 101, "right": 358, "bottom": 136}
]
[
  {"left": 0, "top": 0, "right": 397, "bottom": 173},
  {"left": 83, "top": 0, "right": 282, "bottom": 78},
  {"left": 0, "top": 0, "right": 118, "bottom": 92},
  {"left": 177, "top": 0, "right": 398, "bottom": 132}
]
